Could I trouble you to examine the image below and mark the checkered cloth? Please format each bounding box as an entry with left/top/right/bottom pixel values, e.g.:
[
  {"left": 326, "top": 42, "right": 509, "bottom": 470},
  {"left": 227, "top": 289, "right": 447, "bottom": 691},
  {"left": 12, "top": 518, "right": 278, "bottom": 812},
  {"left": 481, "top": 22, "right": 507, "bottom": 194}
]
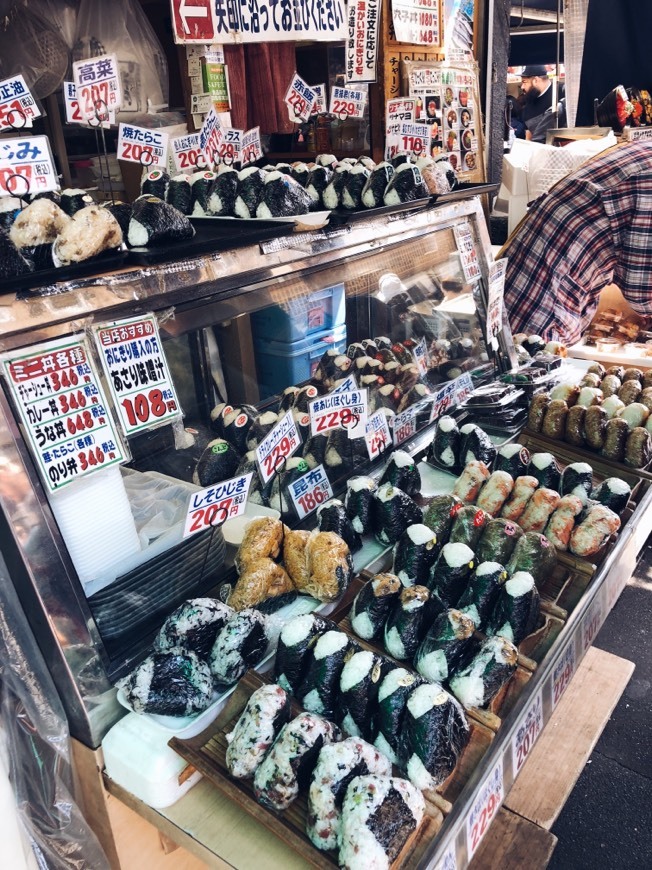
[{"left": 502, "top": 140, "right": 652, "bottom": 343}]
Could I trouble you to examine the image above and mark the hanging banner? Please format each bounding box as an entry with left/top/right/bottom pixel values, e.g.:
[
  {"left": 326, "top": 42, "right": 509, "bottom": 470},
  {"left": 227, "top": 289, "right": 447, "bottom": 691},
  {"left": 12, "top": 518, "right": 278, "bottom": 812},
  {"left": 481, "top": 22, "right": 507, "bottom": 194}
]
[
  {"left": 392, "top": 0, "right": 441, "bottom": 47},
  {"left": 72, "top": 54, "right": 122, "bottom": 120},
  {"left": 0, "top": 75, "right": 40, "bottom": 130},
  {"left": 0, "top": 135, "right": 59, "bottom": 198},
  {"left": 285, "top": 74, "right": 317, "bottom": 123},
  {"left": 116, "top": 124, "right": 169, "bottom": 168},
  {"left": 328, "top": 85, "right": 368, "bottom": 120},
  {"left": 346, "top": 0, "right": 380, "bottom": 83},
  {"left": 0, "top": 336, "right": 126, "bottom": 493},
  {"left": 171, "top": 0, "right": 347, "bottom": 44}
]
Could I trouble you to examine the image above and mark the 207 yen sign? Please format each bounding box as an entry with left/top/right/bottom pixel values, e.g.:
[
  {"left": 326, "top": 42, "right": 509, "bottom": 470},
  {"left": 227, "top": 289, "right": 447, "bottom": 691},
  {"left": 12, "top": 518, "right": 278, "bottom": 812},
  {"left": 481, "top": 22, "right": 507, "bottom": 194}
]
[
  {"left": 512, "top": 689, "right": 543, "bottom": 776},
  {"left": 466, "top": 758, "right": 504, "bottom": 859},
  {"left": 288, "top": 463, "right": 333, "bottom": 520},
  {"left": 256, "top": 410, "right": 302, "bottom": 485},
  {"left": 0, "top": 135, "right": 58, "bottom": 197},
  {"left": 183, "top": 472, "right": 253, "bottom": 538}
]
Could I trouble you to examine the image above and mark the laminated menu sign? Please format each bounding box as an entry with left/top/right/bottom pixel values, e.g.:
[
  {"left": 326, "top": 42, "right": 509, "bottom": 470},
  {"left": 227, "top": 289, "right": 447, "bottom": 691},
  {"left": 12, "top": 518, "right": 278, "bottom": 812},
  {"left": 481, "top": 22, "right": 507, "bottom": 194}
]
[
  {"left": 466, "top": 757, "right": 504, "bottom": 859},
  {"left": 453, "top": 221, "right": 481, "bottom": 283},
  {"left": 72, "top": 54, "right": 122, "bottom": 120},
  {"left": 511, "top": 688, "right": 543, "bottom": 776},
  {"left": 0, "top": 337, "right": 126, "bottom": 493},
  {"left": 329, "top": 85, "right": 367, "bottom": 120},
  {"left": 288, "top": 463, "right": 333, "bottom": 520},
  {"left": 0, "top": 74, "right": 41, "bottom": 130},
  {"left": 171, "top": 132, "right": 203, "bottom": 172},
  {"left": 117, "top": 124, "right": 169, "bottom": 168},
  {"left": 308, "top": 389, "right": 368, "bottom": 437},
  {"left": 0, "top": 135, "right": 58, "bottom": 197},
  {"left": 285, "top": 74, "right": 316, "bottom": 123},
  {"left": 365, "top": 410, "right": 392, "bottom": 460},
  {"left": 346, "top": 0, "right": 379, "bottom": 83},
  {"left": 486, "top": 258, "right": 507, "bottom": 348},
  {"left": 392, "top": 0, "right": 441, "bottom": 46},
  {"left": 93, "top": 314, "right": 182, "bottom": 437},
  {"left": 242, "top": 127, "right": 262, "bottom": 165},
  {"left": 183, "top": 472, "right": 254, "bottom": 538},
  {"left": 256, "top": 410, "right": 302, "bottom": 485},
  {"left": 63, "top": 82, "right": 114, "bottom": 128}
]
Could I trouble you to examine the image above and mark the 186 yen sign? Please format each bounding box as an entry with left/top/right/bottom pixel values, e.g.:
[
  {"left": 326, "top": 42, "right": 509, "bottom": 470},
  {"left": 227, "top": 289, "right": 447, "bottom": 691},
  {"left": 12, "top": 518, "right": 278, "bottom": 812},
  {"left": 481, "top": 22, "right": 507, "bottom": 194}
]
[
  {"left": 256, "top": 410, "right": 302, "bottom": 485},
  {"left": 288, "top": 463, "right": 333, "bottom": 520}
]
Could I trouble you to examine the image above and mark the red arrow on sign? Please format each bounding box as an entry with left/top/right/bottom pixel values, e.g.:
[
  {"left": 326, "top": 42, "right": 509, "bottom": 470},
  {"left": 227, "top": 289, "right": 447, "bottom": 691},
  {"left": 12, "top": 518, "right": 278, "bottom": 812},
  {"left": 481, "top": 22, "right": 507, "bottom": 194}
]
[{"left": 171, "top": 0, "right": 215, "bottom": 43}]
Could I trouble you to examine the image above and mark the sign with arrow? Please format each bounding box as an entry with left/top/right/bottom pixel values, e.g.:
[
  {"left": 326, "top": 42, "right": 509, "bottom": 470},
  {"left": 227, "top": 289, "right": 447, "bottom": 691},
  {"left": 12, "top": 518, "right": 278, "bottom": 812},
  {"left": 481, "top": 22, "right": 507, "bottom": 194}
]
[{"left": 171, "top": 0, "right": 215, "bottom": 44}]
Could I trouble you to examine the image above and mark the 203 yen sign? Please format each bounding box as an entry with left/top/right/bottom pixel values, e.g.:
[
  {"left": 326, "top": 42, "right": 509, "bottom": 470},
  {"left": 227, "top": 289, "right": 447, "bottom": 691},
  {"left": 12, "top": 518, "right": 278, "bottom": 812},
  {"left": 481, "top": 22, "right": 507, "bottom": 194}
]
[
  {"left": 466, "top": 758, "right": 504, "bottom": 860},
  {"left": 511, "top": 689, "right": 543, "bottom": 776}
]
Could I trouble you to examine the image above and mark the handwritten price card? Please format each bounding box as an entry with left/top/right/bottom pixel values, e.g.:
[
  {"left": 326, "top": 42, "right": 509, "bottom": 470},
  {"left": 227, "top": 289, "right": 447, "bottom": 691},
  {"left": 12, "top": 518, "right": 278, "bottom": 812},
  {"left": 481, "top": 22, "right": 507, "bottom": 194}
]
[
  {"left": 392, "top": 405, "right": 418, "bottom": 445},
  {"left": 454, "top": 372, "right": 474, "bottom": 404},
  {"left": 199, "top": 107, "right": 224, "bottom": 166},
  {"left": 466, "top": 757, "right": 504, "bottom": 860},
  {"left": 0, "top": 135, "right": 58, "bottom": 197},
  {"left": 72, "top": 54, "right": 122, "bottom": 120},
  {"left": 183, "top": 472, "right": 253, "bottom": 538},
  {"left": 117, "top": 124, "right": 169, "bottom": 167},
  {"left": 285, "top": 74, "right": 316, "bottom": 123},
  {"left": 1, "top": 337, "right": 125, "bottom": 493},
  {"left": 429, "top": 380, "right": 457, "bottom": 424},
  {"left": 242, "top": 127, "right": 262, "bottom": 165},
  {"left": 453, "top": 221, "right": 482, "bottom": 283},
  {"left": 63, "top": 82, "right": 114, "bottom": 128},
  {"left": 385, "top": 98, "right": 417, "bottom": 160},
  {"left": 551, "top": 642, "right": 576, "bottom": 710},
  {"left": 511, "top": 689, "right": 543, "bottom": 777},
  {"left": 0, "top": 75, "right": 41, "bottom": 130},
  {"left": 288, "top": 463, "right": 333, "bottom": 520},
  {"left": 365, "top": 410, "right": 392, "bottom": 460},
  {"left": 256, "top": 410, "right": 302, "bottom": 485},
  {"left": 329, "top": 85, "right": 367, "bottom": 119},
  {"left": 93, "top": 314, "right": 182, "bottom": 436},
  {"left": 309, "top": 389, "right": 368, "bottom": 437},
  {"left": 171, "top": 133, "right": 204, "bottom": 172}
]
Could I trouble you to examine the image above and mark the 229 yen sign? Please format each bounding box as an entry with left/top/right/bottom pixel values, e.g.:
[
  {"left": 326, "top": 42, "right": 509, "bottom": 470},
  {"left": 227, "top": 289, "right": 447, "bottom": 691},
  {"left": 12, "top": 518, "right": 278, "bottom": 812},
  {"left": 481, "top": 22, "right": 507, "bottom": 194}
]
[
  {"left": 466, "top": 759, "right": 504, "bottom": 860},
  {"left": 255, "top": 410, "right": 302, "bottom": 485}
]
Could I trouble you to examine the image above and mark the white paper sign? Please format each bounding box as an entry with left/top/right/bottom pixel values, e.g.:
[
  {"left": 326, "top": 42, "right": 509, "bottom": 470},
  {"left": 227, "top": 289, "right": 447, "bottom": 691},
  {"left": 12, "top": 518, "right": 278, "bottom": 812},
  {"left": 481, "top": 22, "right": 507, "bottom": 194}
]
[
  {"left": 581, "top": 597, "right": 604, "bottom": 654},
  {"left": 411, "top": 337, "right": 429, "bottom": 375},
  {"left": 285, "top": 74, "right": 317, "bottom": 123},
  {"left": 346, "top": 0, "right": 380, "bottom": 83},
  {"left": 429, "top": 379, "right": 458, "bottom": 423},
  {"left": 310, "top": 84, "right": 327, "bottom": 115},
  {"left": 487, "top": 258, "right": 507, "bottom": 348},
  {"left": 511, "top": 689, "right": 543, "bottom": 777},
  {"left": 466, "top": 757, "right": 504, "bottom": 859},
  {"left": 219, "top": 128, "right": 243, "bottom": 165},
  {"left": 183, "top": 472, "right": 253, "bottom": 538},
  {"left": 397, "top": 121, "right": 431, "bottom": 157},
  {"left": 454, "top": 372, "right": 474, "bottom": 404},
  {"left": 0, "top": 337, "right": 126, "bottom": 493},
  {"left": 329, "top": 85, "right": 367, "bottom": 119},
  {"left": 72, "top": 54, "right": 122, "bottom": 119},
  {"left": 0, "top": 136, "right": 59, "bottom": 198},
  {"left": 117, "top": 124, "right": 169, "bottom": 167},
  {"left": 365, "top": 410, "right": 392, "bottom": 460},
  {"left": 551, "top": 641, "right": 576, "bottom": 710},
  {"left": 453, "top": 221, "right": 482, "bottom": 283},
  {"left": 190, "top": 92, "right": 213, "bottom": 115},
  {"left": 255, "top": 410, "right": 302, "bottom": 485},
  {"left": 93, "top": 314, "right": 182, "bottom": 436},
  {"left": 392, "top": 0, "right": 441, "bottom": 46},
  {"left": 288, "top": 463, "right": 333, "bottom": 519},
  {"left": 309, "top": 389, "right": 368, "bottom": 437},
  {"left": 385, "top": 97, "right": 417, "bottom": 160},
  {"left": 199, "top": 106, "right": 223, "bottom": 165},
  {"left": 392, "top": 405, "right": 418, "bottom": 445},
  {"left": 63, "top": 81, "right": 114, "bottom": 128},
  {"left": 333, "top": 374, "right": 359, "bottom": 394},
  {"left": 242, "top": 127, "right": 262, "bottom": 165},
  {"left": 0, "top": 74, "right": 40, "bottom": 130},
  {"left": 171, "top": 132, "right": 205, "bottom": 172}
]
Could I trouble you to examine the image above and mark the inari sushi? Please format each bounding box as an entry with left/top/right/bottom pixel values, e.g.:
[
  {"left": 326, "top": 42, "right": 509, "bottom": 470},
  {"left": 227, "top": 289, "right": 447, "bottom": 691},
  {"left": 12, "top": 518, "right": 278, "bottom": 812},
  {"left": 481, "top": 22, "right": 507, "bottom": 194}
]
[
  {"left": 350, "top": 572, "right": 402, "bottom": 641},
  {"left": 429, "top": 415, "right": 461, "bottom": 469},
  {"left": 209, "top": 609, "right": 269, "bottom": 687},
  {"left": 127, "top": 196, "right": 195, "bottom": 247},
  {"left": 345, "top": 475, "right": 378, "bottom": 536},
  {"left": 378, "top": 450, "right": 421, "bottom": 497},
  {"left": 307, "top": 738, "right": 391, "bottom": 852},
  {"left": 154, "top": 597, "right": 232, "bottom": 660},
  {"left": 274, "top": 613, "right": 331, "bottom": 693},
  {"left": 456, "top": 561, "right": 508, "bottom": 631},
  {"left": 193, "top": 438, "right": 241, "bottom": 487},
  {"left": 392, "top": 524, "right": 439, "bottom": 587},
  {"left": 428, "top": 542, "right": 475, "bottom": 606},
  {"left": 449, "top": 636, "right": 518, "bottom": 709},
  {"left": 225, "top": 684, "right": 291, "bottom": 779},
  {"left": 118, "top": 648, "right": 213, "bottom": 716},
  {"left": 338, "top": 650, "right": 387, "bottom": 739},
  {"left": 296, "top": 629, "right": 358, "bottom": 718},
  {"left": 373, "top": 668, "right": 424, "bottom": 764},
  {"left": 414, "top": 608, "right": 476, "bottom": 684},
  {"left": 487, "top": 571, "right": 540, "bottom": 645},
  {"left": 398, "top": 682, "right": 470, "bottom": 791},
  {"left": 253, "top": 712, "right": 341, "bottom": 811},
  {"left": 338, "top": 774, "right": 425, "bottom": 870},
  {"left": 228, "top": 558, "right": 296, "bottom": 613},
  {"left": 383, "top": 585, "right": 431, "bottom": 661},
  {"left": 317, "top": 499, "right": 361, "bottom": 553},
  {"left": 371, "top": 483, "right": 423, "bottom": 545}
]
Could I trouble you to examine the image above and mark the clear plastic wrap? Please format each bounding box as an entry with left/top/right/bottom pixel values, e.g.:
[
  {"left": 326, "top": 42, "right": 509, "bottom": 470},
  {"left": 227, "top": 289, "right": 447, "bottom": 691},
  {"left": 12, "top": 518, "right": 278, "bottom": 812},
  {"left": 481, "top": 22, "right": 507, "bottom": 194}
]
[{"left": 0, "top": 551, "right": 110, "bottom": 870}]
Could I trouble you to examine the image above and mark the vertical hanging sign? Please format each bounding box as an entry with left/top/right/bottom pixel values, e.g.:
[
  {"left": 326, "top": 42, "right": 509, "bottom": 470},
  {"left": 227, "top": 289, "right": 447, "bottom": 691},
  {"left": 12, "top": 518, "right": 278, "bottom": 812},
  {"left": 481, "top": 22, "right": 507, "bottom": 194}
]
[
  {"left": 346, "top": 0, "right": 380, "bottom": 83},
  {"left": 392, "top": 0, "right": 441, "bottom": 46}
]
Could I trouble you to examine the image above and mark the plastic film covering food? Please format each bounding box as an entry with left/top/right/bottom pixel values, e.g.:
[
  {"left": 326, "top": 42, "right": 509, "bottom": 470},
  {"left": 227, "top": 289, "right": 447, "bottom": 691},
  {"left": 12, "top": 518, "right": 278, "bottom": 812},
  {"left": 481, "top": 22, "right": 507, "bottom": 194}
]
[{"left": 0, "top": 552, "right": 110, "bottom": 870}]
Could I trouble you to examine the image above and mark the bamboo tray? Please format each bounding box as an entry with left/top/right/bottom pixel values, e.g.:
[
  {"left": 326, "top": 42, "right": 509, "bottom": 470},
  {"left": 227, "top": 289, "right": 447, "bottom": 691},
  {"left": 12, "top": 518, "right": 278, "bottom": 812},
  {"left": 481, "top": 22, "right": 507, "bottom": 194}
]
[{"left": 169, "top": 669, "right": 495, "bottom": 869}]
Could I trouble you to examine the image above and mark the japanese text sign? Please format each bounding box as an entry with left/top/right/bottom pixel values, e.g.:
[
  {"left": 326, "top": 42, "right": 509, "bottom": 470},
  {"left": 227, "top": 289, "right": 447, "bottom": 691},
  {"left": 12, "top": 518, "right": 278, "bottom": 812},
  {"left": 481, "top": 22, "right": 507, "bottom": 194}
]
[
  {"left": 63, "top": 82, "right": 114, "bottom": 128},
  {"left": 256, "top": 410, "right": 302, "bottom": 485},
  {"left": 328, "top": 85, "right": 367, "bottom": 119},
  {"left": 219, "top": 128, "right": 243, "bottom": 165},
  {"left": 454, "top": 221, "right": 481, "bottom": 283},
  {"left": 392, "top": 0, "right": 441, "bottom": 47},
  {"left": 72, "top": 55, "right": 122, "bottom": 120},
  {"left": 310, "top": 84, "right": 327, "bottom": 115},
  {"left": 93, "top": 314, "right": 182, "bottom": 437},
  {"left": 199, "top": 106, "right": 223, "bottom": 165},
  {"left": 288, "top": 463, "right": 333, "bottom": 519},
  {"left": 285, "top": 74, "right": 317, "bottom": 123},
  {"left": 0, "top": 75, "right": 40, "bottom": 130},
  {"left": 183, "top": 472, "right": 253, "bottom": 537},
  {"left": 512, "top": 689, "right": 543, "bottom": 777},
  {"left": 242, "top": 127, "right": 262, "bottom": 165},
  {"left": 365, "top": 410, "right": 392, "bottom": 460},
  {"left": 346, "top": 0, "right": 379, "bottom": 84},
  {"left": 171, "top": 132, "right": 204, "bottom": 172},
  {"left": 1, "top": 337, "right": 126, "bottom": 493},
  {"left": 117, "top": 124, "right": 169, "bottom": 168},
  {"left": 0, "top": 136, "right": 58, "bottom": 198},
  {"left": 466, "top": 757, "right": 504, "bottom": 859},
  {"left": 487, "top": 258, "right": 507, "bottom": 348},
  {"left": 551, "top": 641, "right": 576, "bottom": 710},
  {"left": 392, "top": 405, "right": 418, "bottom": 445},
  {"left": 309, "top": 389, "right": 368, "bottom": 437}
]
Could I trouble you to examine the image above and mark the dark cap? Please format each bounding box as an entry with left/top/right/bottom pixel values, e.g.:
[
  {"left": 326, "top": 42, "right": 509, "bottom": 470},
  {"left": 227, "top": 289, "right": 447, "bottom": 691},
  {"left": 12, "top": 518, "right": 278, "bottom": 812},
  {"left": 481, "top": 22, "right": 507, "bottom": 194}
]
[{"left": 521, "top": 65, "right": 549, "bottom": 78}]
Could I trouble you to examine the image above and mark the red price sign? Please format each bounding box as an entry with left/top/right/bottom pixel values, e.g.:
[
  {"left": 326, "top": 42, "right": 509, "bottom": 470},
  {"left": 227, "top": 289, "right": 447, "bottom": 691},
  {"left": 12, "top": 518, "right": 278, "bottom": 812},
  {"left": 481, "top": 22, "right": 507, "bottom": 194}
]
[
  {"left": 401, "top": 134, "right": 424, "bottom": 154},
  {"left": 0, "top": 164, "right": 31, "bottom": 195},
  {"left": 551, "top": 643, "right": 576, "bottom": 709},
  {"left": 511, "top": 690, "right": 543, "bottom": 776},
  {"left": 120, "top": 389, "right": 169, "bottom": 427},
  {"left": 183, "top": 471, "right": 253, "bottom": 538},
  {"left": 582, "top": 601, "right": 603, "bottom": 653},
  {"left": 466, "top": 759, "right": 504, "bottom": 859},
  {"left": 365, "top": 410, "right": 392, "bottom": 460},
  {"left": 309, "top": 389, "right": 368, "bottom": 438},
  {"left": 288, "top": 463, "right": 333, "bottom": 520},
  {"left": 256, "top": 410, "right": 302, "bottom": 485}
]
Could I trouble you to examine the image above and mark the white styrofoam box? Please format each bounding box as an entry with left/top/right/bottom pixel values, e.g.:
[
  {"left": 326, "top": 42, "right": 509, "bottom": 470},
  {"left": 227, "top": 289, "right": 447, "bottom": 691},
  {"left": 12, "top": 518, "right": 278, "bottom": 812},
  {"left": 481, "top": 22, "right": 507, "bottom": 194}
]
[
  {"left": 507, "top": 194, "right": 530, "bottom": 235},
  {"left": 102, "top": 712, "right": 202, "bottom": 809},
  {"left": 502, "top": 138, "right": 545, "bottom": 195}
]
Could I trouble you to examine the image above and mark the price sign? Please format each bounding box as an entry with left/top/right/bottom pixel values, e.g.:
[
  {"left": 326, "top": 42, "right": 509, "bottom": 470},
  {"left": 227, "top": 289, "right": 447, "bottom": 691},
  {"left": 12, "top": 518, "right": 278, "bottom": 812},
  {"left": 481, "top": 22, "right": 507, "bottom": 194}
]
[
  {"left": 581, "top": 597, "right": 604, "bottom": 654},
  {"left": 242, "top": 127, "right": 262, "bottom": 165},
  {"left": 288, "top": 463, "right": 333, "bottom": 520},
  {"left": 385, "top": 98, "right": 417, "bottom": 160},
  {"left": 429, "top": 379, "right": 457, "bottom": 424},
  {"left": 466, "top": 757, "right": 504, "bottom": 860},
  {"left": 117, "top": 124, "right": 169, "bottom": 168},
  {"left": 308, "top": 389, "right": 368, "bottom": 437},
  {"left": 256, "top": 410, "right": 302, "bottom": 485},
  {"left": 365, "top": 410, "right": 392, "bottom": 460},
  {"left": 63, "top": 81, "right": 114, "bottom": 128},
  {"left": 171, "top": 133, "right": 204, "bottom": 172},
  {"left": 487, "top": 258, "right": 507, "bottom": 348},
  {"left": 392, "top": 405, "right": 418, "bottom": 445},
  {"left": 310, "top": 84, "right": 327, "bottom": 115},
  {"left": 183, "top": 471, "right": 253, "bottom": 538},
  {"left": 0, "top": 337, "right": 126, "bottom": 493},
  {"left": 551, "top": 642, "right": 576, "bottom": 710},
  {"left": 398, "top": 121, "right": 430, "bottom": 156},
  {"left": 454, "top": 372, "right": 474, "bottom": 405},
  {"left": 412, "top": 337, "right": 429, "bottom": 376},
  {"left": 329, "top": 85, "right": 367, "bottom": 119},
  {"left": 454, "top": 221, "right": 482, "bottom": 283},
  {"left": 393, "top": 0, "right": 441, "bottom": 46},
  {"left": 93, "top": 314, "right": 182, "bottom": 436},
  {"left": 511, "top": 689, "right": 543, "bottom": 777},
  {"left": 218, "top": 128, "right": 243, "bottom": 165},
  {"left": 333, "top": 373, "right": 358, "bottom": 394},
  {"left": 72, "top": 54, "right": 122, "bottom": 120},
  {"left": 0, "top": 75, "right": 41, "bottom": 130},
  {"left": 285, "top": 73, "right": 316, "bottom": 123},
  {"left": 0, "top": 135, "right": 58, "bottom": 197},
  {"left": 198, "top": 106, "right": 223, "bottom": 166},
  {"left": 435, "top": 844, "right": 457, "bottom": 870}
]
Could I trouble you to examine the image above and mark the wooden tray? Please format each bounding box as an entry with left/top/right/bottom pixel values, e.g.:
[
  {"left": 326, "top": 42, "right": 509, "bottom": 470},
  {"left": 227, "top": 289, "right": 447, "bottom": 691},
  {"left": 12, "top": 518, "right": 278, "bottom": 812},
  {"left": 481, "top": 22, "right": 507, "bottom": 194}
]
[{"left": 170, "top": 670, "right": 449, "bottom": 869}]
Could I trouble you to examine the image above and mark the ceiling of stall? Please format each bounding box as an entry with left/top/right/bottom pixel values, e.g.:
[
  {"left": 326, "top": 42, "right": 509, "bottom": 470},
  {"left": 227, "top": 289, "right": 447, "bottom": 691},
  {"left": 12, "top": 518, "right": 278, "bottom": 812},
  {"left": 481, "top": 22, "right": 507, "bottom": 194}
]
[{"left": 509, "top": 1, "right": 565, "bottom": 66}]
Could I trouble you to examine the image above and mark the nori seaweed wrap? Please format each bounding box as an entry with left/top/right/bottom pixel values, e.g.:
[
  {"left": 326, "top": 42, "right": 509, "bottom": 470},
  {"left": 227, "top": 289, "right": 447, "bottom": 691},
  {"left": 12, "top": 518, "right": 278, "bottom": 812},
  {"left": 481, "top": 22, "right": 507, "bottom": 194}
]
[
  {"left": 429, "top": 415, "right": 461, "bottom": 470},
  {"left": 154, "top": 597, "right": 232, "bottom": 660},
  {"left": 383, "top": 585, "right": 431, "bottom": 661},
  {"left": 338, "top": 649, "right": 386, "bottom": 738},
  {"left": 141, "top": 168, "right": 169, "bottom": 199},
  {"left": 293, "top": 383, "right": 321, "bottom": 413},
  {"left": 341, "top": 164, "right": 372, "bottom": 209},
  {"left": 494, "top": 443, "right": 531, "bottom": 478},
  {"left": 346, "top": 341, "right": 367, "bottom": 360},
  {"left": 324, "top": 428, "right": 367, "bottom": 477},
  {"left": 104, "top": 201, "right": 132, "bottom": 235},
  {"left": 457, "top": 562, "right": 508, "bottom": 630},
  {"left": 379, "top": 449, "right": 421, "bottom": 497},
  {"left": 506, "top": 531, "right": 556, "bottom": 588},
  {"left": 371, "top": 483, "right": 423, "bottom": 545},
  {"left": 193, "top": 438, "right": 241, "bottom": 487},
  {"left": 190, "top": 170, "right": 217, "bottom": 215},
  {"left": 392, "top": 524, "right": 439, "bottom": 586},
  {"left": 118, "top": 648, "right": 213, "bottom": 716},
  {"left": 361, "top": 161, "right": 395, "bottom": 208},
  {"left": 222, "top": 405, "right": 257, "bottom": 455},
  {"left": 226, "top": 683, "right": 291, "bottom": 779},
  {"left": 322, "top": 164, "right": 351, "bottom": 209},
  {"left": 278, "top": 385, "right": 301, "bottom": 411},
  {"left": 305, "top": 164, "right": 333, "bottom": 208},
  {"left": 301, "top": 432, "right": 328, "bottom": 467},
  {"left": 60, "top": 188, "right": 94, "bottom": 216},
  {"left": 209, "top": 609, "right": 269, "bottom": 687},
  {"left": 0, "top": 229, "right": 33, "bottom": 279},
  {"left": 428, "top": 542, "right": 475, "bottom": 606},
  {"left": 317, "top": 499, "right": 362, "bottom": 552},
  {"left": 0, "top": 197, "right": 21, "bottom": 231},
  {"left": 459, "top": 423, "right": 497, "bottom": 468},
  {"left": 127, "top": 196, "right": 195, "bottom": 247},
  {"left": 296, "top": 629, "right": 358, "bottom": 718},
  {"left": 560, "top": 462, "right": 594, "bottom": 504},
  {"left": 350, "top": 572, "right": 402, "bottom": 641},
  {"left": 528, "top": 452, "right": 562, "bottom": 491},
  {"left": 448, "top": 506, "right": 488, "bottom": 549},
  {"left": 383, "top": 163, "right": 429, "bottom": 205},
  {"left": 292, "top": 409, "right": 312, "bottom": 447},
  {"left": 374, "top": 668, "right": 424, "bottom": 763},
  {"left": 487, "top": 571, "right": 540, "bottom": 645},
  {"left": 274, "top": 613, "right": 331, "bottom": 693},
  {"left": 206, "top": 168, "right": 238, "bottom": 216},
  {"left": 234, "top": 167, "right": 267, "bottom": 218},
  {"left": 257, "top": 170, "right": 313, "bottom": 218},
  {"left": 414, "top": 608, "right": 476, "bottom": 684},
  {"left": 246, "top": 411, "right": 280, "bottom": 451},
  {"left": 590, "top": 477, "right": 631, "bottom": 514},
  {"left": 290, "top": 161, "right": 311, "bottom": 186},
  {"left": 449, "top": 636, "right": 518, "bottom": 709},
  {"left": 345, "top": 475, "right": 378, "bottom": 535},
  {"left": 166, "top": 174, "right": 193, "bottom": 215},
  {"left": 398, "top": 682, "right": 470, "bottom": 790},
  {"left": 422, "top": 494, "right": 463, "bottom": 543},
  {"left": 476, "top": 518, "right": 524, "bottom": 565}
]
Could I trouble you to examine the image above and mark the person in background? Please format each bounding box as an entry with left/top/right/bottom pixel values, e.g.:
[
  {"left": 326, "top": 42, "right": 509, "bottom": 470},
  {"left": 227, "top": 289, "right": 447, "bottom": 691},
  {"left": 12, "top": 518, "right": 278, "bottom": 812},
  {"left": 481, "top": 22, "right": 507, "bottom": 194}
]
[
  {"left": 500, "top": 140, "right": 652, "bottom": 344},
  {"left": 506, "top": 94, "right": 526, "bottom": 141},
  {"left": 520, "top": 64, "right": 565, "bottom": 143}
]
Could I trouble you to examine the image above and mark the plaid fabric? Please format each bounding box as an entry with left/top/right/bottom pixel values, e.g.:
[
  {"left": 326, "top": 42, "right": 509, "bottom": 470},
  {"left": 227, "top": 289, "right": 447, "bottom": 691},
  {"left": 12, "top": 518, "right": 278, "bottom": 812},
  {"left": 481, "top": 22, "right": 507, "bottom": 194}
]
[{"left": 503, "top": 141, "right": 652, "bottom": 343}]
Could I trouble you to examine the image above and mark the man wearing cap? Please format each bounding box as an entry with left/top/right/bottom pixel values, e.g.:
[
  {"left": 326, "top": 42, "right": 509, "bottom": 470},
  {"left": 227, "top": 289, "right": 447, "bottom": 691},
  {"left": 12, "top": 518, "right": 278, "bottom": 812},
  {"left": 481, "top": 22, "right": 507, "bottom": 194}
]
[{"left": 520, "top": 64, "right": 558, "bottom": 142}]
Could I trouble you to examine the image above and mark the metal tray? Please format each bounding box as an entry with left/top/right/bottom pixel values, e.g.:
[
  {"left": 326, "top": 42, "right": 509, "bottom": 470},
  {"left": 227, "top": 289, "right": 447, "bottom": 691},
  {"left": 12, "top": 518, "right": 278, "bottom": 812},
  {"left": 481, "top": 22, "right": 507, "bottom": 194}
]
[
  {"left": 4, "top": 248, "right": 129, "bottom": 295},
  {"left": 431, "top": 182, "right": 499, "bottom": 205},
  {"left": 328, "top": 197, "right": 431, "bottom": 226}
]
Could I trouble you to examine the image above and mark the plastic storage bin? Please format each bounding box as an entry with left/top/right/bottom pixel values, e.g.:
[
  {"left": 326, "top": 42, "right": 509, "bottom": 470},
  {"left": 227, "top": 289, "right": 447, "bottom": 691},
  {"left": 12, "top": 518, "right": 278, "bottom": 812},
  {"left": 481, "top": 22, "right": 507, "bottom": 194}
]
[
  {"left": 250, "top": 283, "right": 345, "bottom": 342},
  {"left": 255, "top": 324, "right": 347, "bottom": 399}
]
